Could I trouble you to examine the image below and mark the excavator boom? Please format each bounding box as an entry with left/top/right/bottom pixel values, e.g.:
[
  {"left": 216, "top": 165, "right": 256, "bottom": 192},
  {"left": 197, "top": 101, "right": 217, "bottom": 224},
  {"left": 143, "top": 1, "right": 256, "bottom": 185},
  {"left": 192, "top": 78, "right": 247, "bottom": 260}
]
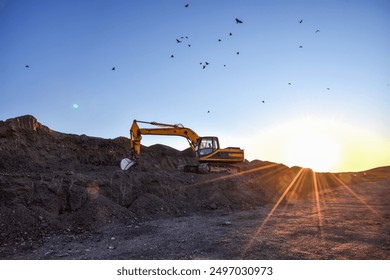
[{"left": 130, "top": 120, "right": 200, "bottom": 155}]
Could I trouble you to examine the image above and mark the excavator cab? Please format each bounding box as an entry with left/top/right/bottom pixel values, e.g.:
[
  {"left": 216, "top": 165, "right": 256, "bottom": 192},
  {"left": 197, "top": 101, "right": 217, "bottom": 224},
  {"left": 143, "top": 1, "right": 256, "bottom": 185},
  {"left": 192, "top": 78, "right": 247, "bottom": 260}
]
[{"left": 195, "top": 137, "right": 220, "bottom": 157}]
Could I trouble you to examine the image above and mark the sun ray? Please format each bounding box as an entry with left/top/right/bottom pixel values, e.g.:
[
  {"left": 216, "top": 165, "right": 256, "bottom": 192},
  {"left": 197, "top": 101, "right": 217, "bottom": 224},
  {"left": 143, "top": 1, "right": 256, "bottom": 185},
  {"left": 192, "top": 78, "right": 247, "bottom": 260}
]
[
  {"left": 312, "top": 171, "right": 324, "bottom": 236},
  {"left": 186, "top": 162, "right": 280, "bottom": 188},
  {"left": 241, "top": 168, "right": 306, "bottom": 256},
  {"left": 329, "top": 173, "right": 380, "bottom": 216},
  {"left": 315, "top": 173, "right": 333, "bottom": 215},
  {"left": 280, "top": 167, "right": 307, "bottom": 212},
  {"left": 249, "top": 164, "right": 292, "bottom": 188},
  {"left": 316, "top": 173, "right": 339, "bottom": 208}
]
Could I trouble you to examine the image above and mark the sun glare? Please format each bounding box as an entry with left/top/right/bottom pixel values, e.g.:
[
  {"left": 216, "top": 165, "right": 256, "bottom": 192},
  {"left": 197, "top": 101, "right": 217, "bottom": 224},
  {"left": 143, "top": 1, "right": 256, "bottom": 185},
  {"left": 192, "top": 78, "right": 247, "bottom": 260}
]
[
  {"left": 254, "top": 118, "right": 343, "bottom": 172},
  {"left": 285, "top": 132, "right": 341, "bottom": 172},
  {"left": 252, "top": 117, "right": 390, "bottom": 173}
]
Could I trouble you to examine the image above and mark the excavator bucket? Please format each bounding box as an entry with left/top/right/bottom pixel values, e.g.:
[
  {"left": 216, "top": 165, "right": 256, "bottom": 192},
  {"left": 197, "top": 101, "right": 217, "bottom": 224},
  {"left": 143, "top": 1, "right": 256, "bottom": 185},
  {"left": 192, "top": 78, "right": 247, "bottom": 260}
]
[{"left": 120, "top": 158, "right": 136, "bottom": 170}]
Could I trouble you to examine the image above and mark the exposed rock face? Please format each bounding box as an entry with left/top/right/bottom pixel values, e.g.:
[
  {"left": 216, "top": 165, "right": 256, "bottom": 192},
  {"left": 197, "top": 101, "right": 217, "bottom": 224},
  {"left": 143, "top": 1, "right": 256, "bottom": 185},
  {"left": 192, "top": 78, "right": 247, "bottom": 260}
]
[{"left": 0, "top": 115, "right": 51, "bottom": 132}]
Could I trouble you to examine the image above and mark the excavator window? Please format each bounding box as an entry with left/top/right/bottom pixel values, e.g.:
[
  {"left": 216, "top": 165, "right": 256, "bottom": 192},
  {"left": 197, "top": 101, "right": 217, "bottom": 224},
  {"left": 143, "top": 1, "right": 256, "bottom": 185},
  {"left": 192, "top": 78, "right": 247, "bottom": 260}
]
[{"left": 196, "top": 137, "right": 219, "bottom": 156}]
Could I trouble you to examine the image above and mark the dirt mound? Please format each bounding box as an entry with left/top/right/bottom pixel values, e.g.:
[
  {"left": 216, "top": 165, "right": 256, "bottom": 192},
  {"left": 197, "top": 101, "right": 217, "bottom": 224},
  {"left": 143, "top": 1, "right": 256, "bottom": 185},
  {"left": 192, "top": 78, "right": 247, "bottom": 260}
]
[{"left": 0, "top": 115, "right": 338, "bottom": 258}]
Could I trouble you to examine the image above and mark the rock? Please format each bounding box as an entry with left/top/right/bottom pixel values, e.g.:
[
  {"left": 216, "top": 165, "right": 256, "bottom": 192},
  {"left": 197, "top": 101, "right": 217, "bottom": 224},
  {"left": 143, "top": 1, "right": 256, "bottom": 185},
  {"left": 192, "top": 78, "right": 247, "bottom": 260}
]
[
  {"left": 55, "top": 252, "right": 70, "bottom": 257},
  {"left": 209, "top": 203, "right": 218, "bottom": 210}
]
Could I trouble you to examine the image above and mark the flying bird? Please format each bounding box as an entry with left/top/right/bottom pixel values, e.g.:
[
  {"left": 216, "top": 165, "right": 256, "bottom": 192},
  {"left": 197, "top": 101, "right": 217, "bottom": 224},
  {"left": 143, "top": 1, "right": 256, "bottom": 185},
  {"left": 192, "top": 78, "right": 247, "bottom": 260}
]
[
  {"left": 184, "top": 4, "right": 189, "bottom": 8},
  {"left": 261, "top": 100, "right": 265, "bottom": 103},
  {"left": 171, "top": 55, "right": 174, "bottom": 58},
  {"left": 200, "top": 62, "right": 209, "bottom": 69},
  {"left": 229, "top": 32, "right": 232, "bottom": 36},
  {"left": 176, "top": 39, "right": 182, "bottom": 43},
  {"left": 315, "top": 29, "right": 320, "bottom": 33},
  {"left": 288, "top": 82, "right": 292, "bottom": 85},
  {"left": 235, "top": 18, "right": 243, "bottom": 24},
  {"left": 326, "top": 88, "right": 330, "bottom": 90},
  {"left": 218, "top": 39, "right": 222, "bottom": 42},
  {"left": 299, "top": 19, "right": 303, "bottom": 23},
  {"left": 207, "top": 110, "right": 210, "bottom": 113},
  {"left": 236, "top": 51, "right": 240, "bottom": 55},
  {"left": 25, "top": 65, "right": 30, "bottom": 68},
  {"left": 112, "top": 67, "right": 116, "bottom": 71},
  {"left": 188, "top": 44, "right": 191, "bottom": 47},
  {"left": 299, "top": 45, "right": 303, "bottom": 48}
]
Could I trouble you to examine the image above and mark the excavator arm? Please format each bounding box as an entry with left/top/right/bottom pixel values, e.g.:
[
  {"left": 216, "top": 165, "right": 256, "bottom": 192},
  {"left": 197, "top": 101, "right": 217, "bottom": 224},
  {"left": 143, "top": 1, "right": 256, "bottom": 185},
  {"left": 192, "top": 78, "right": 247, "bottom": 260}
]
[{"left": 130, "top": 120, "right": 200, "bottom": 157}]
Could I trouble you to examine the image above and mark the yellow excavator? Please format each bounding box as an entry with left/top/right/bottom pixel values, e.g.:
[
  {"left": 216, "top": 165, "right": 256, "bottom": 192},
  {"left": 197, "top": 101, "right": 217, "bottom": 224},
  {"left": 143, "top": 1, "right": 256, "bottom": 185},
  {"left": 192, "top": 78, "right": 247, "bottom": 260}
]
[{"left": 120, "top": 120, "right": 245, "bottom": 173}]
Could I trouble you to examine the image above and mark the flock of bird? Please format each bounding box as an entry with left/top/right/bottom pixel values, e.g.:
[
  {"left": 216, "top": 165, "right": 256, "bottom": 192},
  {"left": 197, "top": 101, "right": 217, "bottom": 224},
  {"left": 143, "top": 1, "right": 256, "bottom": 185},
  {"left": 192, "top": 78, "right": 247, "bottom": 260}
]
[
  {"left": 22, "top": 2, "right": 335, "bottom": 112},
  {"left": 25, "top": 4, "right": 245, "bottom": 77},
  {"left": 293, "top": 19, "right": 330, "bottom": 91},
  {"left": 170, "top": 6, "right": 244, "bottom": 71},
  {"left": 169, "top": 4, "right": 329, "bottom": 109}
]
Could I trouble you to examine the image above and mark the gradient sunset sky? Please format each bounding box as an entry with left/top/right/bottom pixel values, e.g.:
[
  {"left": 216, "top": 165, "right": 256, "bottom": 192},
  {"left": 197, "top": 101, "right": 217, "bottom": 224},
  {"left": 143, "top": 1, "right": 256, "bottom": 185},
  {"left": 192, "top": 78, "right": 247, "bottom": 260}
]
[{"left": 1, "top": 0, "right": 389, "bottom": 172}]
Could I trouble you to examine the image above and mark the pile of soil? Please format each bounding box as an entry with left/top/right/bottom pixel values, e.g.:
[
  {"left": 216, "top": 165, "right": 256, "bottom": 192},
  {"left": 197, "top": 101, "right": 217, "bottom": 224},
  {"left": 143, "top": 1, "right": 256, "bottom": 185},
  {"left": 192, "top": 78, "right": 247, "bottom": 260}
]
[
  {"left": 1, "top": 115, "right": 389, "bottom": 259},
  {"left": 0, "top": 116, "right": 287, "bottom": 256}
]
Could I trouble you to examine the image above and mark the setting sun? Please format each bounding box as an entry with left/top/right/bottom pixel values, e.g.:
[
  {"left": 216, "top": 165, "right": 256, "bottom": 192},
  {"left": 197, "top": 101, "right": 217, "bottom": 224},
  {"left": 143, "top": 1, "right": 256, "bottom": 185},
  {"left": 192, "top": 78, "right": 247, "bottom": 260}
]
[
  {"left": 248, "top": 117, "right": 389, "bottom": 173},
  {"left": 285, "top": 131, "right": 341, "bottom": 172}
]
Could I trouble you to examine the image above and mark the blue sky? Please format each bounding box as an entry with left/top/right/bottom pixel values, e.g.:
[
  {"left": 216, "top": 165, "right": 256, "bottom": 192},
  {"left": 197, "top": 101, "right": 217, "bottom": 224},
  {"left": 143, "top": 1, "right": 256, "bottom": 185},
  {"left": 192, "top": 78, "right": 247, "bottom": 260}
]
[{"left": 1, "top": 0, "right": 389, "bottom": 172}]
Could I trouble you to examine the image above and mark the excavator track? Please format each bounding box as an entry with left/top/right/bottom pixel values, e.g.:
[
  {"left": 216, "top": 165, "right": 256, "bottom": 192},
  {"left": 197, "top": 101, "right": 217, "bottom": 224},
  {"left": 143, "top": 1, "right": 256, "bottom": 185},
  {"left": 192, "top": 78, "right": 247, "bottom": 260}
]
[{"left": 182, "top": 163, "right": 240, "bottom": 174}]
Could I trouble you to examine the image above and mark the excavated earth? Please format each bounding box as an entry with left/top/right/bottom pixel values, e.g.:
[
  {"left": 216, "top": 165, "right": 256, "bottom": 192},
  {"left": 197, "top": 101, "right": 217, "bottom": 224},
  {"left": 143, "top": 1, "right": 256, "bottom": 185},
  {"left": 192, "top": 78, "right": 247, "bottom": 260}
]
[{"left": 0, "top": 115, "right": 389, "bottom": 259}]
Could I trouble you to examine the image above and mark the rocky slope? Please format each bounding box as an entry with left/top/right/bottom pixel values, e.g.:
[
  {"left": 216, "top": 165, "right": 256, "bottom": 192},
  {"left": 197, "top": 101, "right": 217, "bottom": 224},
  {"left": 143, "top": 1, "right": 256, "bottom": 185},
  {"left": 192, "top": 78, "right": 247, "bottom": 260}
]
[
  {"left": 0, "top": 115, "right": 298, "bottom": 257},
  {"left": 2, "top": 115, "right": 388, "bottom": 259}
]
